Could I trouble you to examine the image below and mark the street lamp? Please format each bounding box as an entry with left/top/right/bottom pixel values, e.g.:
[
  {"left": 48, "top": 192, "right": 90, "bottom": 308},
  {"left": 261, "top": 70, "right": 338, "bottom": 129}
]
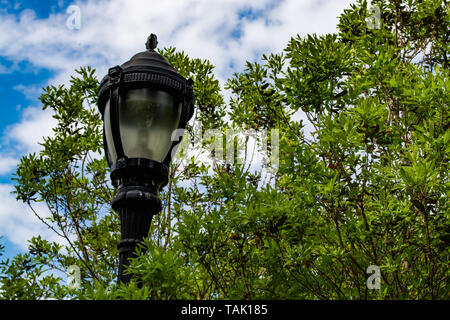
[{"left": 97, "top": 34, "right": 194, "bottom": 284}]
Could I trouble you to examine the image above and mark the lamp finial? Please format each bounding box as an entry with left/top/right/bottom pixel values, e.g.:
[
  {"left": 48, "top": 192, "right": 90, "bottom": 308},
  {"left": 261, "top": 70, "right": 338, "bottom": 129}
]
[{"left": 146, "top": 34, "right": 158, "bottom": 51}]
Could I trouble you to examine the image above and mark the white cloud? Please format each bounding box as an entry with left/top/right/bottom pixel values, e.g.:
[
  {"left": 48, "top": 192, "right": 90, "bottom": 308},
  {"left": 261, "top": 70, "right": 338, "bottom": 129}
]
[
  {"left": 0, "top": 0, "right": 355, "bottom": 84},
  {"left": 0, "top": 184, "right": 64, "bottom": 251},
  {"left": 0, "top": 157, "right": 18, "bottom": 176},
  {"left": 13, "top": 84, "right": 43, "bottom": 101},
  {"left": 3, "top": 105, "right": 57, "bottom": 154}
]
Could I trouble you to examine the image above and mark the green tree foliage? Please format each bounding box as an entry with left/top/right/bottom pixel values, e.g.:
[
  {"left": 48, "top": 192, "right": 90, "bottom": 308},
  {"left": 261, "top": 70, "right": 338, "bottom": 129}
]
[{"left": 1, "top": 0, "right": 448, "bottom": 299}]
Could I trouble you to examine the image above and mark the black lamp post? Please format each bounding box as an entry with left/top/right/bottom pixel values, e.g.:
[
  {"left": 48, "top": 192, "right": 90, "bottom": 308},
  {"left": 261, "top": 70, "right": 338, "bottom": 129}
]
[{"left": 97, "top": 34, "right": 194, "bottom": 284}]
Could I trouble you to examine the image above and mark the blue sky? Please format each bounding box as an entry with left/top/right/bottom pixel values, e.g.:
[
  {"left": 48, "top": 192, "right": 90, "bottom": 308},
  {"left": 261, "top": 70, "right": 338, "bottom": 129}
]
[{"left": 0, "top": 0, "right": 355, "bottom": 262}]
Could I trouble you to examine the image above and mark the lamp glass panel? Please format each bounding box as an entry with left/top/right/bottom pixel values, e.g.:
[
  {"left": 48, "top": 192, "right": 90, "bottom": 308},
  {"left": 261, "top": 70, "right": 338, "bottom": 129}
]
[
  {"left": 104, "top": 99, "right": 118, "bottom": 164},
  {"left": 119, "top": 87, "right": 182, "bottom": 162}
]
